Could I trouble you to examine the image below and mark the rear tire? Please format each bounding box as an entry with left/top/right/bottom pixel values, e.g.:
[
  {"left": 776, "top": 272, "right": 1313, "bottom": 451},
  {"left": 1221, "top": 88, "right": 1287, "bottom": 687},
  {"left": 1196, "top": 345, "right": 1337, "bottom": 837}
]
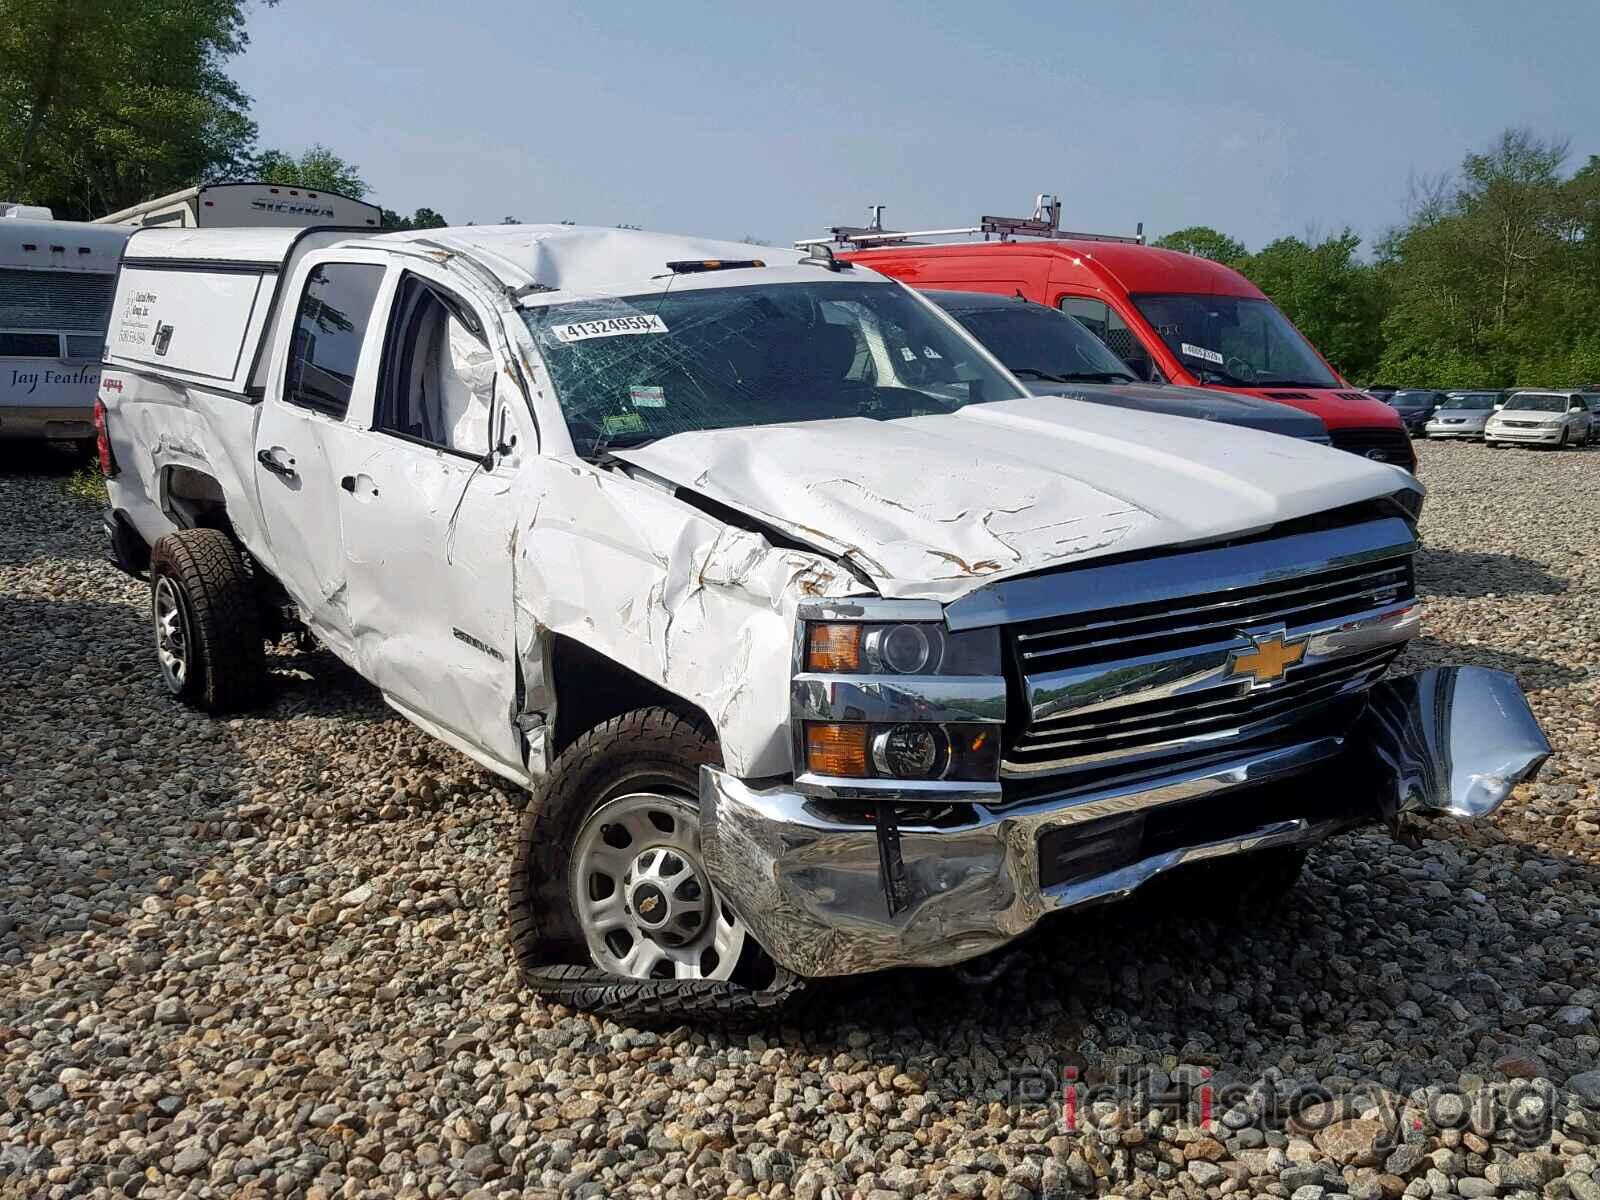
[
  {"left": 509, "top": 707, "right": 805, "bottom": 1022},
  {"left": 149, "top": 528, "right": 266, "bottom": 714}
]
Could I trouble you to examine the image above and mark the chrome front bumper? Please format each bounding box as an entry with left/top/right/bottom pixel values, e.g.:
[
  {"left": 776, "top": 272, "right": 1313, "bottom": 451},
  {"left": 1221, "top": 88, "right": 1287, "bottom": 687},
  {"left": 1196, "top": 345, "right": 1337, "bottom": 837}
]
[{"left": 700, "top": 667, "right": 1549, "bottom": 978}]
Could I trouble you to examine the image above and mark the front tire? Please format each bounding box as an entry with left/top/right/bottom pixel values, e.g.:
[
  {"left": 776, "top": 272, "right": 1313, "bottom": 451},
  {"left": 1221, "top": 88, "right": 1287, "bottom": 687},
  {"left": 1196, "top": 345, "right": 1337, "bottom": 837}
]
[
  {"left": 149, "top": 528, "right": 265, "bottom": 713},
  {"left": 509, "top": 707, "right": 804, "bottom": 1022}
]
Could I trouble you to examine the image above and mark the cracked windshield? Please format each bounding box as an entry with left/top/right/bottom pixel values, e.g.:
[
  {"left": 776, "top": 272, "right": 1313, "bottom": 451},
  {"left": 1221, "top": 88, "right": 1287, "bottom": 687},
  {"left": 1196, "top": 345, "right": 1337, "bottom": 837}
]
[{"left": 523, "top": 279, "right": 1023, "bottom": 457}]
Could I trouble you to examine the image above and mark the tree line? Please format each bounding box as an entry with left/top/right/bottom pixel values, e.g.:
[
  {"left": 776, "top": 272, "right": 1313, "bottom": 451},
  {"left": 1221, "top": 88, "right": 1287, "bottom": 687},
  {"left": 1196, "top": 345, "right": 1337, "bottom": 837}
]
[
  {"left": 1154, "top": 129, "right": 1600, "bottom": 388},
  {"left": 0, "top": 0, "right": 445, "bottom": 230}
]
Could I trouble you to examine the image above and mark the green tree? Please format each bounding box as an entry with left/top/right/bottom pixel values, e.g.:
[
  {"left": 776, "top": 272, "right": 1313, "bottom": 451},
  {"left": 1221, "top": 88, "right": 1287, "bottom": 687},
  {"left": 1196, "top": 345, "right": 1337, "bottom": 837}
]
[
  {"left": 0, "top": 0, "right": 267, "bottom": 219},
  {"left": 1235, "top": 231, "right": 1386, "bottom": 382},
  {"left": 1376, "top": 129, "right": 1575, "bottom": 385},
  {"left": 253, "top": 143, "right": 368, "bottom": 197},
  {"left": 1152, "top": 226, "right": 1247, "bottom": 264},
  {"left": 381, "top": 206, "right": 448, "bottom": 230}
]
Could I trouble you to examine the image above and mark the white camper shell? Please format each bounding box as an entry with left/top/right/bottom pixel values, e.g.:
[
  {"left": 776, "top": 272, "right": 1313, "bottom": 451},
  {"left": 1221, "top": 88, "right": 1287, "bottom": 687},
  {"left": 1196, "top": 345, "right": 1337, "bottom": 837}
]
[
  {"left": 95, "top": 182, "right": 382, "bottom": 230},
  {"left": 0, "top": 211, "right": 132, "bottom": 440},
  {"left": 95, "top": 222, "right": 1547, "bottom": 1020}
]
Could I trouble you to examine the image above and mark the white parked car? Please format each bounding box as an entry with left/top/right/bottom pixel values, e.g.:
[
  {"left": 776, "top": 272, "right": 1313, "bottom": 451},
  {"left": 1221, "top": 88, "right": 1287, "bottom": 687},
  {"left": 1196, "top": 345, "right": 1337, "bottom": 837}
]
[
  {"left": 1485, "top": 390, "right": 1595, "bottom": 449},
  {"left": 94, "top": 223, "right": 1550, "bottom": 1019},
  {"left": 1424, "top": 391, "right": 1502, "bottom": 440}
]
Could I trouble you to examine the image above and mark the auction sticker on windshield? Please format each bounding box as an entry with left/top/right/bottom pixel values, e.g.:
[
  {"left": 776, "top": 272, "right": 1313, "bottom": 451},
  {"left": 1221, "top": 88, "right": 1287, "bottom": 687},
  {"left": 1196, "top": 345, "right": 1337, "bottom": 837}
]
[
  {"left": 629, "top": 385, "right": 666, "bottom": 408},
  {"left": 550, "top": 314, "right": 669, "bottom": 343},
  {"left": 1181, "top": 343, "right": 1225, "bottom": 365}
]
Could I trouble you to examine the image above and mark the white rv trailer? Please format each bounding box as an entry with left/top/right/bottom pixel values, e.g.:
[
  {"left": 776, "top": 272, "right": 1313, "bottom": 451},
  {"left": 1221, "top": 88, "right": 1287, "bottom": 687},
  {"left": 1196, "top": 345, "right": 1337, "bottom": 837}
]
[
  {"left": 94, "top": 182, "right": 382, "bottom": 230},
  {"left": 0, "top": 206, "right": 132, "bottom": 442}
]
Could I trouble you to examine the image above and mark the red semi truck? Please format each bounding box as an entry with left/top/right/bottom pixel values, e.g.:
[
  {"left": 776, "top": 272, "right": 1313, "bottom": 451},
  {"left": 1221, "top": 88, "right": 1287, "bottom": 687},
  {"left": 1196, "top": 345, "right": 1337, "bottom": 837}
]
[{"left": 808, "top": 196, "right": 1414, "bottom": 472}]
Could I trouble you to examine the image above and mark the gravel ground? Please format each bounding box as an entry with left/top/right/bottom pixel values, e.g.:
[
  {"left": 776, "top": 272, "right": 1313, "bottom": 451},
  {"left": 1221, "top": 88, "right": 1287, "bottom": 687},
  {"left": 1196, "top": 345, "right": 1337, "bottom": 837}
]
[{"left": 3, "top": 438, "right": 1600, "bottom": 1200}]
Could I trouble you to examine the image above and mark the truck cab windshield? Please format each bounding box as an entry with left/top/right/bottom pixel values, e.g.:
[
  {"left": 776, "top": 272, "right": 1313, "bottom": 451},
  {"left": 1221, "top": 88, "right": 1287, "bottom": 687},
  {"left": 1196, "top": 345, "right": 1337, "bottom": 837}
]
[
  {"left": 1130, "top": 293, "right": 1339, "bottom": 389},
  {"left": 522, "top": 280, "right": 1023, "bottom": 457}
]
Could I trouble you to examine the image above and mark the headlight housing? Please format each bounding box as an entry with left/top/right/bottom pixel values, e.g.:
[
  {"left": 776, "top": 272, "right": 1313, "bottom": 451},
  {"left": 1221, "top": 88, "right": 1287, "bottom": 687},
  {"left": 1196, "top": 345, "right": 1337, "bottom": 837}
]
[{"left": 794, "top": 606, "right": 1005, "bottom": 796}]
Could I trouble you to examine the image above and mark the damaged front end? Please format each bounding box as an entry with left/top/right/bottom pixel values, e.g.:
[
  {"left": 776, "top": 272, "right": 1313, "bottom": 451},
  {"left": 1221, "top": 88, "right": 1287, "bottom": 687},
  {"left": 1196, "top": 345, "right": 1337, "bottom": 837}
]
[
  {"left": 698, "top": 509, "right": 1551, "bottom": 980},
  {"left": 700, "top": 665, "right": 1549, "bottom": 979}
]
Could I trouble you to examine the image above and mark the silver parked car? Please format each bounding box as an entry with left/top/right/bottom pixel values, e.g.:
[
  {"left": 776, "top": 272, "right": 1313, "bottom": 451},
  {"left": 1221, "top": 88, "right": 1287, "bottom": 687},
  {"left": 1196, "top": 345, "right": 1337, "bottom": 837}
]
[
  {"left": 1485, "top": 390, "right": 1596, "bottom": 449},
  {"left": 1425, "top": 390, "right": 1502, "bottom": 440}
]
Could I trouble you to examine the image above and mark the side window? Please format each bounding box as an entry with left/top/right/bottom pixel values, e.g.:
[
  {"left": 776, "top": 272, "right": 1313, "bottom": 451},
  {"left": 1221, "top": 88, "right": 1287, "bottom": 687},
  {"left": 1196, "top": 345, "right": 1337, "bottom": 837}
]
[
  {"left": 1060, "top": 297, "right": 1159, "bottom": 382},
  {"left": 375, "top": 275, "right": 493, "bottom": 458},
  {"left": 0, "top": 331, "right": 62, "bottom": 357},
  {"left": 64, "top": 334, "right": 104, "bottom": 359},
  {"left": 284, "top": 263, "right": 385, "bottom": 419}
]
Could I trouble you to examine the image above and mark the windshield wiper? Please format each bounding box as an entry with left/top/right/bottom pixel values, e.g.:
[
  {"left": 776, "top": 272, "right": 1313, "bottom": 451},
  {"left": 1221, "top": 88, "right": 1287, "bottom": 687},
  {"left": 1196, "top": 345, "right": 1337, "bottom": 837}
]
[
  {"left": 1056, "top": 371, "right": 1137, "bottom": 384},
  {"left": 1009, "top": 367, "right": 1136, "bottom": 384}
]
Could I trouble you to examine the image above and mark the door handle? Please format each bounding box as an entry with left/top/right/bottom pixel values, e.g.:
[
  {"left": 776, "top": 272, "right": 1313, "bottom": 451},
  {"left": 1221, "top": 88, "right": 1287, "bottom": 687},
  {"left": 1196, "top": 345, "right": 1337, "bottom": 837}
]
[
  {"left": 257, "top": 448, "right": 297, "bottom": 480},
  {"left": 340, "top": 474, "right": 378, "bottom": 498},
  {"left": 340, "top": 475, "right": 356, "bottom": 493}
]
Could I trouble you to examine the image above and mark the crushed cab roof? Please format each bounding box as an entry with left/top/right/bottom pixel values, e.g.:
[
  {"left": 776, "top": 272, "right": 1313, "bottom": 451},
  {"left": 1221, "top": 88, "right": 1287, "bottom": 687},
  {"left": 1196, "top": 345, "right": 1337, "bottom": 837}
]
[
  {"left": 371, "top": 224, "right": 809, "bottom": 295},
  {"left": 118, "top": 222, "right": 815, "bottom": 297}
]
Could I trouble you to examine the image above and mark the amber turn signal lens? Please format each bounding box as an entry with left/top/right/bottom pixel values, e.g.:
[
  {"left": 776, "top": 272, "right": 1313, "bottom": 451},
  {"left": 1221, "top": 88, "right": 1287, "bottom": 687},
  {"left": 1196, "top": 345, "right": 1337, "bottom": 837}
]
[
  {"left": 805, "top": 623, "right": 861, "bottom": 672},
  {"left": 805, "top": 723, "right": 869, "bottom": 777}
]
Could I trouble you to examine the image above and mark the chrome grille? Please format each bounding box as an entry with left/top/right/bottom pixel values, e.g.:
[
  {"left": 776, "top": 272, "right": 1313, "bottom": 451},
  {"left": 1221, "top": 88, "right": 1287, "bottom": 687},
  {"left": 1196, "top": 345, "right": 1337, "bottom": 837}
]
[
  {"left": 994, "top": 529, "right": 1418, "bottom": 782},
  {"left": 1006, "top": 646, "right": 1400, "bottom": 774},
  {"left": 1014, "top": 556, "right": 1412, "bottom": 675}
]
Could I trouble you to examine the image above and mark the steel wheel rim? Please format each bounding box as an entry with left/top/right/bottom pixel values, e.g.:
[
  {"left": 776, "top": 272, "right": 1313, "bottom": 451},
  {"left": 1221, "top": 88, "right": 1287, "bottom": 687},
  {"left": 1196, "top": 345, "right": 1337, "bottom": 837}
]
[
  {"left": 153, "top": 576, "right": 190, "bottom": 693},
  {"left": 570, "top": 791, "right": 747, "bottom": 982}
]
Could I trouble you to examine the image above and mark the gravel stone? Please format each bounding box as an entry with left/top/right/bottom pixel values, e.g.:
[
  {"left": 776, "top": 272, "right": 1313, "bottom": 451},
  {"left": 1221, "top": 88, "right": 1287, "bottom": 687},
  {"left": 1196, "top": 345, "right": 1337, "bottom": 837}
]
[{"left": 6, "top": 440, "right": 1600, "bottom": 1198}]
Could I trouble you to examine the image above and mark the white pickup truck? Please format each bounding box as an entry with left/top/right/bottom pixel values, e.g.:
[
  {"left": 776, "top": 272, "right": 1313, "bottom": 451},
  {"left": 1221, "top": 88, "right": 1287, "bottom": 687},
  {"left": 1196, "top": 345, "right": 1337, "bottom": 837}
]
[{"left": 98, "top": 223, "right": 1551, "bottom": 1019}]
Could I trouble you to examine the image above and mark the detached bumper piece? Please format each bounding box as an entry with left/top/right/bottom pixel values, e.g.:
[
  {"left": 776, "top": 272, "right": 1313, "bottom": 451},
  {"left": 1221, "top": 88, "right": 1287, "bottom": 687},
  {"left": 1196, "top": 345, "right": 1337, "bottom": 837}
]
[{"left": 700, "top": 667, "right": 1548, "bottom": 979}]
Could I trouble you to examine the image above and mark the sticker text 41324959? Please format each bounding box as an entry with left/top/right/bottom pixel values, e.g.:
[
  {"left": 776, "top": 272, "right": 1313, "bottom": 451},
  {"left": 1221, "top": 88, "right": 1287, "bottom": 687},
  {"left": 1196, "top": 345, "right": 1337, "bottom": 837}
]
[{"left": 550, "top": 314, "right": 669, "bottom": 343}]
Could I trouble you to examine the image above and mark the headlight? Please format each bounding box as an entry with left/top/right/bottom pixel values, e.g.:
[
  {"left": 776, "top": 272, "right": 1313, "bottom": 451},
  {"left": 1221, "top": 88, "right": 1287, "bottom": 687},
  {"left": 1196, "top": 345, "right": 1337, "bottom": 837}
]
[
  {"left": 804, "top": 720, "right": 999, "bottom": 781},
  {"left": 803, "top": 620, "right": 998, "bottom": 675},
  {"left": 796, "top": 613, "right": 1004, "bottom": 790}
]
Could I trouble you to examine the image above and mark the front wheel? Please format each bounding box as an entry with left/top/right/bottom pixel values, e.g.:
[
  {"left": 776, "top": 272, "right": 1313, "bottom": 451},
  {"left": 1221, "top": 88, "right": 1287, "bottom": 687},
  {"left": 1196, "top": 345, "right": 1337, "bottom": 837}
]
[{"left": 509, "top": 707, "right": 804, "bottom": 1021}]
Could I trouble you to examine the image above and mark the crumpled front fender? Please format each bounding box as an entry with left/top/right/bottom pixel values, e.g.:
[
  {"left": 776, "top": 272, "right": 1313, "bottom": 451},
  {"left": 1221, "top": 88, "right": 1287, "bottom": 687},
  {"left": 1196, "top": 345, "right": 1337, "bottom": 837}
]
[{"left": 1362, "top": 666, "right": 1551, "bottom": 819}]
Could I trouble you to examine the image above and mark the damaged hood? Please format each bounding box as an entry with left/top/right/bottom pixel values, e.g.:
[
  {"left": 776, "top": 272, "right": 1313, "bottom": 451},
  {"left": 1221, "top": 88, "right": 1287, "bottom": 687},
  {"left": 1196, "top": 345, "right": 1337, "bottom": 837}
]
[{"left": 615, "top": 394, "right": 1416, "bottom": 602}]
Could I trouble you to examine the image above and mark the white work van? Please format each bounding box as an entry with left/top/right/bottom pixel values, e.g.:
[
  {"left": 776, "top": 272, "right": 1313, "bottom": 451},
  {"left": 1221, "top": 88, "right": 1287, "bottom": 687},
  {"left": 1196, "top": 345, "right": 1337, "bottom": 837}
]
[
  {"left": 95, "top": 222, "right": 1548, "bottom": 1021},
  {"left": 0, "top": 207, "right": 131, "bottom": 443},
  {"left": 94, "top": 182, "right": 382, "bottom": 230}
]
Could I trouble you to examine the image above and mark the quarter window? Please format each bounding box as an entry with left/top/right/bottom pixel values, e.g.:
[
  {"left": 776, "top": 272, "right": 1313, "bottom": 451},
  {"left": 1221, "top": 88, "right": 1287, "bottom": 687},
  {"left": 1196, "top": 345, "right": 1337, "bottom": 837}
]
[{"left": 284, "top": 263, "right": 385, "bottom": 419}]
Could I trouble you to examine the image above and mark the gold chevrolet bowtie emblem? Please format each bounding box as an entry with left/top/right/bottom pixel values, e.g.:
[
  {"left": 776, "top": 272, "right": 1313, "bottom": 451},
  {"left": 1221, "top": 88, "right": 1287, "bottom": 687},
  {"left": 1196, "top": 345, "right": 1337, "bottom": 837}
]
[
  {"left": 1228, "top": 630, "right": 1307, "bottom": 686},
  {"left": 638, "top": 895, "right": 660, "bottom": 916}
]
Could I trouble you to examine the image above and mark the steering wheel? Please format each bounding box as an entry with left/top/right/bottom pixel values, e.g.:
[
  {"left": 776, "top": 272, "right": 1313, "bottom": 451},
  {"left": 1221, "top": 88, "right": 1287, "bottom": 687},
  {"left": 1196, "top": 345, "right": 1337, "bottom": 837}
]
[{"left": 1224, "top": 356, "right": 1257, "bottom": 383}]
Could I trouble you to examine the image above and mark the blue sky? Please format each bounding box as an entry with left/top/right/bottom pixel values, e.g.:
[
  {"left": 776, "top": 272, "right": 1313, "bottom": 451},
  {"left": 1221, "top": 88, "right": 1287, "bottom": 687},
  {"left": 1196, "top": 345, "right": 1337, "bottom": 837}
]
[{"left": 232, "top": 0, "right": 1600, "bottom": 252}]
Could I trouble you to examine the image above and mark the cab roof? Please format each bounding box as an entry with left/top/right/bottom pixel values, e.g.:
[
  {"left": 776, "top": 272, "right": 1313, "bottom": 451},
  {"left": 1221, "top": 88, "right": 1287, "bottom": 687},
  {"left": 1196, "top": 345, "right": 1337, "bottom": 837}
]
[{"left": 843, "top": 238, "right": 1268, "bottom": 300}]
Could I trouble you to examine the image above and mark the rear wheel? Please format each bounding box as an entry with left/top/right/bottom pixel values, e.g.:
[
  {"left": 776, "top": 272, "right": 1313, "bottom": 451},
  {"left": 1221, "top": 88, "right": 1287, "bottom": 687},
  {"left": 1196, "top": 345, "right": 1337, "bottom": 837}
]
[
  {"left": 509, "top": 707, "right": 804, "bottom": 1021},
  {"left": 149, "top": 529, "right": 265, "bottom": 713}
]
